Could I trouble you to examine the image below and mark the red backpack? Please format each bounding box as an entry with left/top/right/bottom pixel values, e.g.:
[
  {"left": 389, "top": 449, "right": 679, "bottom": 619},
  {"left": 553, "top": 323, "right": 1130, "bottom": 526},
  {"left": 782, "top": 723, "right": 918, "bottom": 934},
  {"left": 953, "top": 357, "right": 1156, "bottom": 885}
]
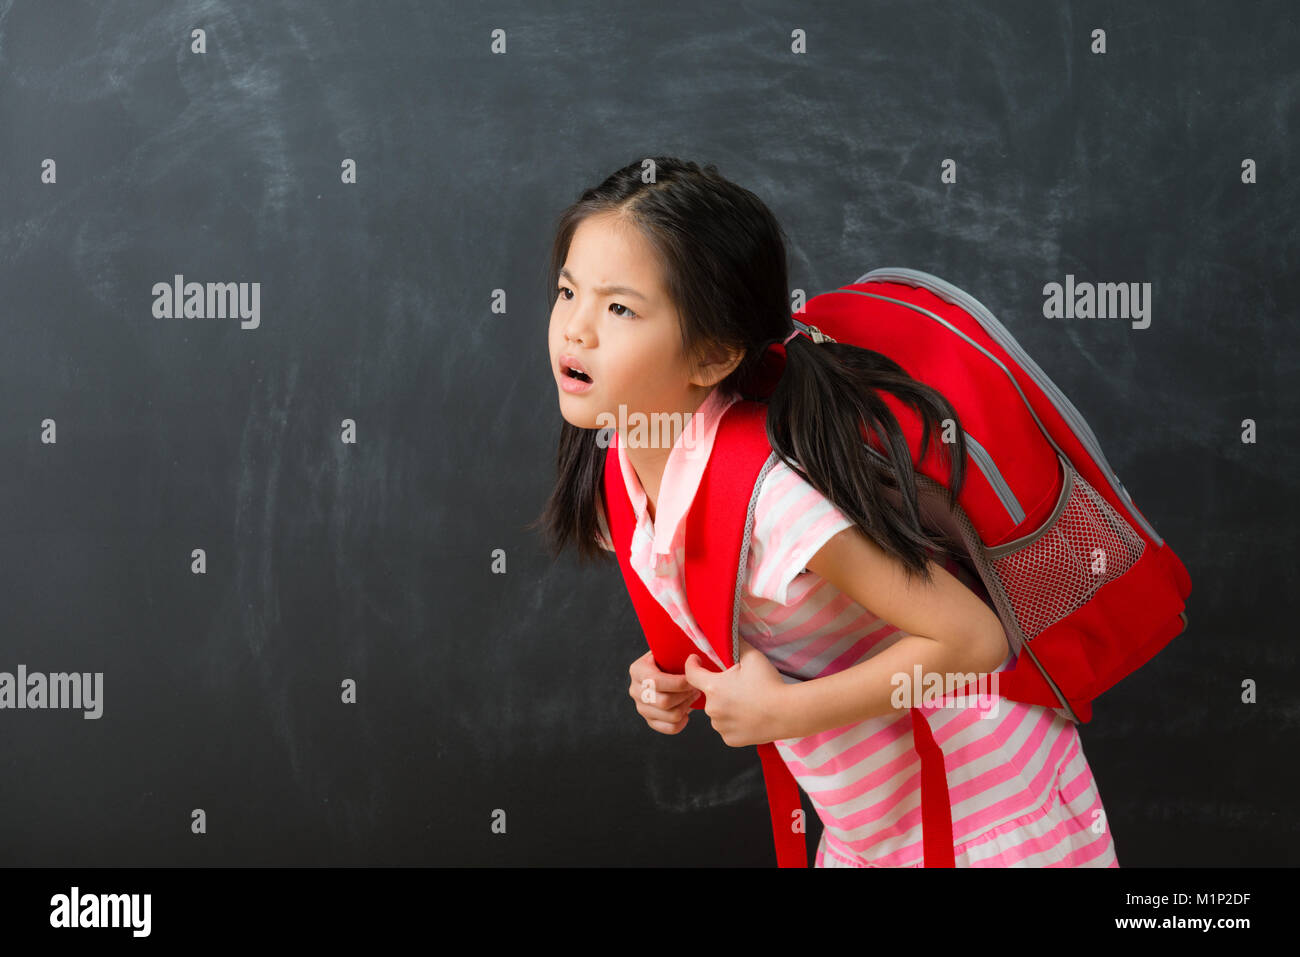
[{"left": 601, "top": 267, "right": 1191, "bottom": 867}]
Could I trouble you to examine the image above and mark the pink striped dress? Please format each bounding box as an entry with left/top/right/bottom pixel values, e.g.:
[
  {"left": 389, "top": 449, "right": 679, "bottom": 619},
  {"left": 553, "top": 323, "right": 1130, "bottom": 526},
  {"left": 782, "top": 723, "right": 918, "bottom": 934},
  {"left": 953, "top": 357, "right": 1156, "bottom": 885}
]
[{"left": 596, "top": 386, "right": 1118, "bottom": 867}]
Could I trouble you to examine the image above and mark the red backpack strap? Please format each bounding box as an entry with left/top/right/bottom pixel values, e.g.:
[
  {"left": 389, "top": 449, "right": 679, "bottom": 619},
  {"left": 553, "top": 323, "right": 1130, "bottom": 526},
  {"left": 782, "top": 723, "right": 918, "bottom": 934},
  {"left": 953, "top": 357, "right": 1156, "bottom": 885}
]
[
  {"left": 691, "top": 401, "right": 955, "bottom": 868},
  {"left": 601, "top": 404, "right": 808, "bottom": 866},
  {"left": 684, "top": 400, "right": 809, "bottom": 867},
  {"left": 602, "top": 435, "right": 704, "bottom": 679},
  {"left": 682, "top": 400, "right": 772, "bottom": 670},
  {"left": 911, "top": 709, "right": 956, "bottom": 867},
  {"left": 604, "top": 402, "right": 954, "bottom": 867}
]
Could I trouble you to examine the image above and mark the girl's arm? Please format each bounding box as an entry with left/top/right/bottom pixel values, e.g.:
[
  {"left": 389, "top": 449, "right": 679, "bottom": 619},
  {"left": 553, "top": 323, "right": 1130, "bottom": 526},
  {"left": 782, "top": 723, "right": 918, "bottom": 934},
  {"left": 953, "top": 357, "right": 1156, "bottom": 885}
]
[{"left": 774, "top": 526, "right": 1009, "bottom": 740}]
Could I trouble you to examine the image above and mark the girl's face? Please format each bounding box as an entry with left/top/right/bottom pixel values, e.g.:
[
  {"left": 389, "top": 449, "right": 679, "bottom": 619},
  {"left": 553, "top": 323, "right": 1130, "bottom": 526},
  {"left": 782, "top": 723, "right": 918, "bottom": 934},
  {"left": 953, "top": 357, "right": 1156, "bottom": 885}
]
[{"left": 549, "top": 212, "right": 723, "bottom": 440}]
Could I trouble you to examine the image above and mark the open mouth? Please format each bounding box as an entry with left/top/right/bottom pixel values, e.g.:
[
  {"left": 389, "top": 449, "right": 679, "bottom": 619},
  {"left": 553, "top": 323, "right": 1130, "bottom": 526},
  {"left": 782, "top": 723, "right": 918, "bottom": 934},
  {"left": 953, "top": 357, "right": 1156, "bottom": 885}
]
[{"left": 561, "top": 358, "right": 593, "bottom": 383}]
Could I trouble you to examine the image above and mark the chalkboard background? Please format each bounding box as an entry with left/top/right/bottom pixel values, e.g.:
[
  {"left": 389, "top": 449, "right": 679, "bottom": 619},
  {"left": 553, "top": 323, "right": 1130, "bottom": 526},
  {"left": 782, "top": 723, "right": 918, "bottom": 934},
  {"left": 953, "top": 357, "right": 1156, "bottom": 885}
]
[{"left": 0, "top": 0, "right": 1295, "bottom": 867}]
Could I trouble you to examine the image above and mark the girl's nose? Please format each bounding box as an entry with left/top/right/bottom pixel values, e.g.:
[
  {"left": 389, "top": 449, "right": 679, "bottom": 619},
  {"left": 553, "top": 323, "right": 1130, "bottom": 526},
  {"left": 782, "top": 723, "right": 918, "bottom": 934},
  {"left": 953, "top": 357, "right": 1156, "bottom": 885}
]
[{"left": 563, "top": 311, "right": 593, "bottom": 345}]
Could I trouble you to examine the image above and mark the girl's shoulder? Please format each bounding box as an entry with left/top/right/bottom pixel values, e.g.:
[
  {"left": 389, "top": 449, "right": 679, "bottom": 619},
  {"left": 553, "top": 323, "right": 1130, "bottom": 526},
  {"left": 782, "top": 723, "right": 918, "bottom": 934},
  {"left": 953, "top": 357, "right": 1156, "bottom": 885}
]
[{"left": 746, "top": 457, "right": 857, "bottom": 606}]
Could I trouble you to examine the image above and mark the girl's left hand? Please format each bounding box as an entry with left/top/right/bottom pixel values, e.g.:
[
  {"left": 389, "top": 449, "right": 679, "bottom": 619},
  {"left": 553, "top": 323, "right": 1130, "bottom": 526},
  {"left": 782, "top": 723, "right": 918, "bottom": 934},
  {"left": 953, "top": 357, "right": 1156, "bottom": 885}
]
[{"left": 683, "top": 639, "right": 792, "bottom": 747}]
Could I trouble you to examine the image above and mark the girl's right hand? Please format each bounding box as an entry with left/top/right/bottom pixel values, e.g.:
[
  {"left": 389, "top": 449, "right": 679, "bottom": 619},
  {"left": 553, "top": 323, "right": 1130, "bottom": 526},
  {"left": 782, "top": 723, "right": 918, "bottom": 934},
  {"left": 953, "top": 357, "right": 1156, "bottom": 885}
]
[{"left": 628, "top": 649, "right": 701, "bottom": 734}]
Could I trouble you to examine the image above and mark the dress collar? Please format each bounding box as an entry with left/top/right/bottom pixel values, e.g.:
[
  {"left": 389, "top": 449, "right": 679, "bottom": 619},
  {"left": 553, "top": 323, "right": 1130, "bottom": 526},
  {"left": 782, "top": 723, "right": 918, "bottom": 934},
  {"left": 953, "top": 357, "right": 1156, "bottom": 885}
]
[{"left": 614, "top": 387, "right": 743, "bottom": 564}]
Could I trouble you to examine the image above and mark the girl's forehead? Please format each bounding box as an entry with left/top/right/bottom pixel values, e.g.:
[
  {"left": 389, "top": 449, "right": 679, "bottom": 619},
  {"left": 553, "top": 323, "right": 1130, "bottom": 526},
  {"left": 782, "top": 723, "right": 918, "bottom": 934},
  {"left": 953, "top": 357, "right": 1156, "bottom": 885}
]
[{"left": 572, "top": 217, "right": 662, "bottom": 274}]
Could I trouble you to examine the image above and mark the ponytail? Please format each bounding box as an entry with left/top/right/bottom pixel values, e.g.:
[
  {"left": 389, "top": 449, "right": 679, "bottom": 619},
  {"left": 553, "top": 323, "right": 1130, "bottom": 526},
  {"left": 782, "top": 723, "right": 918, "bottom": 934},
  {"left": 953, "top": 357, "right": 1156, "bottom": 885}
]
[{"left": 758, "top": 330, "right": 970, "bottom": 586}]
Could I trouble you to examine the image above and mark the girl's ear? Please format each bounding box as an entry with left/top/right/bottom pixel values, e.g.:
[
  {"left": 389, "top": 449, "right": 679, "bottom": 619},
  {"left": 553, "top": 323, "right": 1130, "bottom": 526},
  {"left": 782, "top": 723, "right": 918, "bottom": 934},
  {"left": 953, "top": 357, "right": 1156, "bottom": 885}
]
[{"left": 692, "top": 343, "right": 746, "bottom": 388}]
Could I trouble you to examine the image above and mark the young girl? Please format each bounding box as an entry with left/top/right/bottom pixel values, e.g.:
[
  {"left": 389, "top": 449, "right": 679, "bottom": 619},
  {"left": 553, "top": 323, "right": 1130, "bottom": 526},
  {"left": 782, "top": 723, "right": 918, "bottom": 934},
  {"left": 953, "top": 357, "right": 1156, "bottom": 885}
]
[{"left": 533, "top": 156, "right": 1118, "bottom": 868}]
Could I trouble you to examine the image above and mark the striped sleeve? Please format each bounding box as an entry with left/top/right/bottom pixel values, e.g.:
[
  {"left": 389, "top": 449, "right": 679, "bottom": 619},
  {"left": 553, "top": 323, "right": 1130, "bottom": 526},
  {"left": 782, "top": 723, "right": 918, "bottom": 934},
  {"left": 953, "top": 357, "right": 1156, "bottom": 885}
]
[{"left": 746, "top": 460, "right": 857, "bottom": 606}]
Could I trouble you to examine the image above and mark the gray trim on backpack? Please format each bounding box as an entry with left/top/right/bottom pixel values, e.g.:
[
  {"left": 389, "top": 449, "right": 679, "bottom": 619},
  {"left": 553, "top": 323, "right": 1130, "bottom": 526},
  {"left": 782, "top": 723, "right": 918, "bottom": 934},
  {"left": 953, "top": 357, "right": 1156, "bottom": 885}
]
[
  {"left": 732, "top": 452, "right": 781, "bottom": 669},
  {"left": 982, "top": 454, "right": 1074, "bottom": 560},
  {"left": 851, "top": 267, "right": 1162, "bottom": 547},
  {"left": 960, "top": 431, "right": 1023, "bottom": 525},
  {"left": 902, "top": 465, "right": 1083, "bottom": 724},
  {"left": 859, "top": 437, "right": 1023, "bottom": 527},
  {"left": 831, "top": 285, "right": 1124, "bottom": 547}
]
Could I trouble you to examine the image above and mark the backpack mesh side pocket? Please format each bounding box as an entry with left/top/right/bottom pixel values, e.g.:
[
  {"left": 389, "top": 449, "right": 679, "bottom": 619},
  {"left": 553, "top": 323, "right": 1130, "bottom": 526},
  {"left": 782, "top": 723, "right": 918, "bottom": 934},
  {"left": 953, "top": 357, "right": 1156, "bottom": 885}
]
[{"left": 984, "top": 454, "right": 1146, "bottom": 641}]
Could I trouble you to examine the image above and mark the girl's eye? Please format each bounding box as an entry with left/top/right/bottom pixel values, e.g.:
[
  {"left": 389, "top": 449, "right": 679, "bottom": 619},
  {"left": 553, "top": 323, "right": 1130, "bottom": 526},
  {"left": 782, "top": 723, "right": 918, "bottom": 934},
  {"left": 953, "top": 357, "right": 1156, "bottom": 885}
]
[{"left": 555, "top": 286, "right": 636, "bottom": 319}]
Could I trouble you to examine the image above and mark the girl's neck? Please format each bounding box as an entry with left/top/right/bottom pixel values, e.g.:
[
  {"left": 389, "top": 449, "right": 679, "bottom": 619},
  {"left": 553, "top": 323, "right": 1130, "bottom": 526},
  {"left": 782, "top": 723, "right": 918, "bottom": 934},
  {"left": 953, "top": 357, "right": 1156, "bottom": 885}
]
[
  {"left": 621, "top": 392, "right": 707, "bottom": 527},
  {"left": 624, "top": 444, "right": 667, "bottom": 524},
  {"left": 620, "top": 388, "right": 714, "bottom": 526}
]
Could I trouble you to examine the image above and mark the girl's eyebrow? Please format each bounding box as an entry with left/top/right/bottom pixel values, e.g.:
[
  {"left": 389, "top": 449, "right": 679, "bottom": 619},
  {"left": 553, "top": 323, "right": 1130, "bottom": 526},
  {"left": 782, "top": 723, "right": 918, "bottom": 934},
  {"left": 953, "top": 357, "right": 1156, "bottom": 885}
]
[{"left": 559, "top": 267, "right": 648, "bottom": 301}]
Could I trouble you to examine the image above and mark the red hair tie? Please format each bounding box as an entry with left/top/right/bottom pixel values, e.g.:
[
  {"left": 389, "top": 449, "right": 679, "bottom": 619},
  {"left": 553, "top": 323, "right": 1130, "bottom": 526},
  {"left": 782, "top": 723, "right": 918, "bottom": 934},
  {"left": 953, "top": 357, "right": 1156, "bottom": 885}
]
[{"left": 750, "top": 324, "right": 834, "bottom": 399}]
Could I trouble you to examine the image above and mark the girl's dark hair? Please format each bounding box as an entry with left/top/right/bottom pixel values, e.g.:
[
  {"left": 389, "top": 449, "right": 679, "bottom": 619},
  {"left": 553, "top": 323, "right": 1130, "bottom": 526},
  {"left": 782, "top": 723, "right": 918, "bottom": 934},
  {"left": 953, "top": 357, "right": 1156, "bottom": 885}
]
[{"left": 528, "top": 156, "right": 969, "bottom": 585}]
